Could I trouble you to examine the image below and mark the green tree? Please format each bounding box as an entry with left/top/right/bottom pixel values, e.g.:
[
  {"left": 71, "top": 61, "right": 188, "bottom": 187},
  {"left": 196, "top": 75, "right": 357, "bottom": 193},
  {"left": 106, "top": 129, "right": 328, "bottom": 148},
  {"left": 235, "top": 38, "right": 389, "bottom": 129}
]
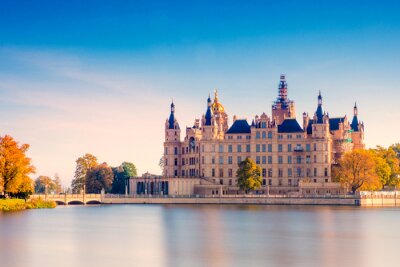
[
  {"left": 371, "top": 146, "right": 400, "bottom": 187},
  {"left": 0, "top": 135, "right": 35, "bottom": 196},
  {"left": 112, "top": 162, "right": 137, "bottom": 194},
  {"left": 236, "top": 157, "right": 262, "bottom": 192},
  {"left": 85, "top": 163, "right": 113, "bottom": 193},
  {"left": 333, "top": 149, "right": 381, "bottom": 194},
  {"left": 71, "top": 153, "right": 98, "bottom": 193},
  {"left": 34, "top": 176, "right": 55, "bottom": 194}
]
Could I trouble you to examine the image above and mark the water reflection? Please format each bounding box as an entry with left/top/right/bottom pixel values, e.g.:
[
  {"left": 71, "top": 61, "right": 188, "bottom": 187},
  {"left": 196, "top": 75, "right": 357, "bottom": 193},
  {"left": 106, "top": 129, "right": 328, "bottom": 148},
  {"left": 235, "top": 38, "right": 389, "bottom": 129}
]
[{"left": 1, "top": 205, "right": 400, "bottom": 267}]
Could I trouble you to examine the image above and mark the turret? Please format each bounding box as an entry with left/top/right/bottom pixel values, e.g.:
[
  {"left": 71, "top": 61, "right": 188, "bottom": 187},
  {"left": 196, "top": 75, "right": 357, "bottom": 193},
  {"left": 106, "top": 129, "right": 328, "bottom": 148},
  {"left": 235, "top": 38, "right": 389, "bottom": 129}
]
[
  {"left": 312, "top": 92, "right": 329, "bottom": 139},
  {"left": 164, "top": 101, "right": 181, "bottom": 177},
  {"left": 202, "top": 95, "right": 218, "bottom": 140},
  {"left": 350, "top": 102, "right": 365, "bottom": 149}
]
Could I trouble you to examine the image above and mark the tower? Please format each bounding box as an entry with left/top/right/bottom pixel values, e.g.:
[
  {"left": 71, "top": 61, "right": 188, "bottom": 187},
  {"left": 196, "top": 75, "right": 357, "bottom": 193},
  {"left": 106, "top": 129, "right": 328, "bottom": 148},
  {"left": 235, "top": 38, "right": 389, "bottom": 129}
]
[
  {"left": 350, "top": 102, "right": 365, "bottom": 149},
  {"left": 164, "top": 101, "right": 181, "bottom": 177},
  {"left": 211, "top": 89, "right": 228, "bottom": 138},
  {"left": 272, "top": 74, "right": 296, "bottom": 125},
  {"left": 202, "top": 95, "right": 218, "bottom": 140}
]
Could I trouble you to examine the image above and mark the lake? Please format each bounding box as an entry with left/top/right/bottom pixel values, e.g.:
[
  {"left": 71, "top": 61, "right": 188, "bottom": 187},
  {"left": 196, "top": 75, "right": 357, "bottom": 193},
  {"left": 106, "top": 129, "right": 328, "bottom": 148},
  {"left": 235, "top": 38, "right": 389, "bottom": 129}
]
[{"left": 0, "top": 204, "right": 399, "bottom": 267}]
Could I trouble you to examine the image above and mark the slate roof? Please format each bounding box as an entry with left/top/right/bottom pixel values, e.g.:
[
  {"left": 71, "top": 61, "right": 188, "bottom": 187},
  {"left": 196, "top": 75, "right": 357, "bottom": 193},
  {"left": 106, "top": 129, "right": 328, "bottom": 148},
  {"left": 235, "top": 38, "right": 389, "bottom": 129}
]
[
  {"left": 277, "top": 119, "right": 303, "bottom": 133},
  {"left": 306, "top": 117, "right": 345, "bottom": 134},
  {"left": 351, "top": 116, "right": 359, "bottom": 131},
  {"left": 226, "top": 119, "right": 251, "bottom": 134}
]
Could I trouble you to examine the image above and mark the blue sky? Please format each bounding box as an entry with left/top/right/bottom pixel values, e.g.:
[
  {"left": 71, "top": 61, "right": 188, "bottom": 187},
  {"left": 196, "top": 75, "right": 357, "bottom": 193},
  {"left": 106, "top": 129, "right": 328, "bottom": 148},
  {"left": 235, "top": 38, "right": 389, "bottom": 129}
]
[{"left": 1, "top": 0, "right": 399, "bottom": 186}]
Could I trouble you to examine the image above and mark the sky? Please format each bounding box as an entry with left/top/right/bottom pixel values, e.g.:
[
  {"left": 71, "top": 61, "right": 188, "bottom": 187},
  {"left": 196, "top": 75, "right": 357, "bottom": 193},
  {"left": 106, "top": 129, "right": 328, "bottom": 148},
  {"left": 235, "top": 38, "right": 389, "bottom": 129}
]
[{"left": 0, "top": 0, "right": 399, "bottom": 186}]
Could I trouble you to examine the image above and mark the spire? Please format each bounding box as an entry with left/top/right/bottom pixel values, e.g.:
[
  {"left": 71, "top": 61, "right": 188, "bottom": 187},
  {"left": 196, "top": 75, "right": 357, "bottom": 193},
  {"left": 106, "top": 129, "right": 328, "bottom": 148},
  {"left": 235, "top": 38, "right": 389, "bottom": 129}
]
[
  {"left": 278, "top": 74, "right": 288, "bottom": 102},
  {"left": 168, "top": 101, "right": 176, "bottom": 129},
  {"left": 315, "top": 91, "right": 324, "bottom": 123},
  {"left": 351, "top": 102, "right": 359, "bottom": 131},
  {"left": 205, "top": 95, "right": 213, "bottom": 126}
]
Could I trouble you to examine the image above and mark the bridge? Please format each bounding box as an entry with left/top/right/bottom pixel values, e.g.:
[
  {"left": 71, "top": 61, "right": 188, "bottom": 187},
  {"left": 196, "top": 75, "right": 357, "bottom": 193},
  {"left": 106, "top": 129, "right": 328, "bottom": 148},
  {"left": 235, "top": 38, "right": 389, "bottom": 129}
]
[{"left": 31, "top": 194, "right": 102, "bottom": 205}]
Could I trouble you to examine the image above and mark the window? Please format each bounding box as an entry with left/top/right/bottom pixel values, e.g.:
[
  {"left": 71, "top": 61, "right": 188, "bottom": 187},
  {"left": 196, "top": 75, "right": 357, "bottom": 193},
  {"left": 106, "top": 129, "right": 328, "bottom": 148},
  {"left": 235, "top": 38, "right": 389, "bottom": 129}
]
[
  {"left": 288, "top": 179, "right": 292, "bottom": 186},
  {"left": 314, "top": 143, "right": 317, "bottom": 151},
  {"left": 268, "top": 179, "right": 272, "bottom": 186},
  {"left": 212, "top": 157, "right": 215, "bottom": 164},
  {"left": 182, "top": 158, "right": 185, "bottom": 165},
  {"left": 278, "top": 135, "right": 283, "bottom": 140},
  {"left": 324, "top": 168, "right": 328, "bottom": 177},
  {"left": 297, "top": 168, "right": 302, "bottom": 177},
  {"left": 262, "top": 168, "right": 267, "bottom": 177},
  {"left": 288, "top": 144, "right": 292, "bottom": 152},
  {"left": 263, "top": 179, "right": 266, "bottom": 185},
  {"left": 278, "top": 179, "right": 282, "bottom": 186},
  {"left": 219, "top": 156, "right": 223, "bottom": 164},
  {"left": 174, "top": 170, "right": 178, "bottom": 177},
  {"left": 296, "top": 156, "right": 302, "bottom": 164},
  {"left": 287, "top": 134, "right": 292, "bottom": 139},
  {"left": 220, "top": 179, "right": 223, "bottom": 185},
  {"left": 202, "top": 145, "right": 204, "bottom": 152},
  {"left": 268, "top": 156, "right": 272, "bottom": 164},
  {"left": 314, "top": 168, "right": 317, "bottom": 177},
  {"left": 182, "top": 170, "right": 185, "bottom": 176},
  {"left": 262, "top": 156, "right": 266, "bottom": 164},
  {"left": 212, "top": 168, "right": 215, "bottom": 177},
  {"left": 202, "top": 156, "right": 204, "bottom": 164},
  {"left": 306, "top": 144, "right": 311, "bottom": 152},
  {"left": 288, "top": 156, "right": 292, "bottom": 164},
  {"left": 268, "top": 168, "right": 273, "bottom": 177},
  {"left": 237, "top": 156, "right": 242, "bottom": 164},
  {"left": 268, "top": 144, "right": 272, "bottom": 152},
  {"left": 262, "top": 131, "right": 267, "bottom": 139},
  {"left": 237, "top": 145, "right": 242, "bottom": 153},
  {"left": 219, "top": 145, "right": 224, "bottom": 153},
  {"left": 288, "top": 168, "right": 292, "bottom": 177},
  {"left": 256, "top": 156, "right": 261, "bottom": 164},
  {"left": 296, "top": 134, "right": 302, "bottom": 139},
  {"left": 278, "top": 156, "right": 283, "bottom": 164},
  {"left": 314, "top": 155, "right": 317, "bottom": 163},
  {"left": 262, "top": 144, "right": 266, "bottom": 152},
  {"left": 261, "top": 122, "right": 266, "bottom": 128},
  {"left": 237, "top": 136, "right": 242, "bottom": 140},
  {"left": 307, "top": 168, "right": 311, "bottom": 177},
  {"left": 228, "top": 169, "right": 233, "bottom": 177},
  {"left": 246, "top": 135, "right": 251, "bottom": 140},
  {"left": 278, "top": 168, "right": 283, "bottom": 177},
  {"left": 246, "top": 144, "right": 251, "bottom": 152},
  {"left": 165, "top": 147, "right": 168, "bottom": 155},
  {"left": 278, "top": 144, "right": 283, "bottom": 152},
  {"left": 268, "top": 131, "right": 273, "bottom": 139},
  {"left": 256, "top": 144, "right": 260, "bottom": 152},
  {"left": 306, "top": 156, "right": 311, "bottom": 164},
  {"left": 228, "top": 144, "right": 232, "bottom": 153},
  {"left": 174, "top": 158, "right": 178, "bottom": 166},
  {"left": 228, "top": 156, "right": 233, "bottom": 164},
  {"left": 256, "top": 132, "right": 260, "bottom": 139},
  {"left": 219, "top": 169, "right": 224, "bottom": 177},
  {"left": 229, "top": 179, "right": 233, "bottom": 185},
  {"left": 174, "top": 147, "right": 178, "bottom": 155}
]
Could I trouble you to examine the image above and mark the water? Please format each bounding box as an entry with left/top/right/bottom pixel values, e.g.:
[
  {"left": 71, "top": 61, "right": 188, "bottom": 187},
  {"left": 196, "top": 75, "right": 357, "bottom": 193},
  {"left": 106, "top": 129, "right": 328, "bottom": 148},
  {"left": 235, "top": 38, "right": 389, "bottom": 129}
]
[{"left": 0, "top": 205, "right": 399, "bottom": 267}]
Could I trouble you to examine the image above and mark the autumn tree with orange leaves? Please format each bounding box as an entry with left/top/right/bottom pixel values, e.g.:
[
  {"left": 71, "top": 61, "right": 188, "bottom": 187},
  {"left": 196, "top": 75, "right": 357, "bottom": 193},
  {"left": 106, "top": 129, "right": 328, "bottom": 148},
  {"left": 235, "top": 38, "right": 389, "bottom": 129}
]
[{"left": 0, "top": 135, "right": 35, "bottom": 198}]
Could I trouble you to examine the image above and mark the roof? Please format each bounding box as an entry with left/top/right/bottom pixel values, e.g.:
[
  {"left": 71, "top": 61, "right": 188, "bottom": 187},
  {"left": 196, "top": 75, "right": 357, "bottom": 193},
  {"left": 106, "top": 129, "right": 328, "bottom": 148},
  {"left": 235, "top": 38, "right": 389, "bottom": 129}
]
[
  {"left": 277, "top": 119, "right": 303, "bottom": 133},
  {"left": 306, "top": 117, "right": 345, "bottom": 134},
  {"left": 329, "top": 117, "right": 345, "bottom": 131},
  {"left": 226, "top": 119, "right": 251, "bottom": 134},
  {"left": 351, "top": 116, "right": 359, "bottom": 131}
]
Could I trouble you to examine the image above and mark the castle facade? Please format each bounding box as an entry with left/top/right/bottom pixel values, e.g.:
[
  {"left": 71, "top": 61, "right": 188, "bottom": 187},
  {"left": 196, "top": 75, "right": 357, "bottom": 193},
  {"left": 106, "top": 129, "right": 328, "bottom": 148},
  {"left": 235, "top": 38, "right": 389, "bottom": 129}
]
[{"left": 162, "top": 75, "right": 364, "bottom": 195}]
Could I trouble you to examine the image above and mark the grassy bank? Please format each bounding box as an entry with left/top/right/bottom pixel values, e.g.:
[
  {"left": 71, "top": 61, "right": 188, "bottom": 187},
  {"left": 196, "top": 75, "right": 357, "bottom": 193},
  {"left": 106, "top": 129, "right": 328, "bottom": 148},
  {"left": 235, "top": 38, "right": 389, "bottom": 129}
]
[{"left": 0, "top": 198, "right": 56, "bottom": 211}]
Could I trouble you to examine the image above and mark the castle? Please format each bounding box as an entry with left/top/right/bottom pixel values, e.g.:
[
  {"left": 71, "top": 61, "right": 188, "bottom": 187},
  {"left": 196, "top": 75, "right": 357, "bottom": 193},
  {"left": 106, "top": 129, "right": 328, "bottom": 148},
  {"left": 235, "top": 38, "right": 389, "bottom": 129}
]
[{"left": 130, "top": 75, "right": 364, "bottom": 196}]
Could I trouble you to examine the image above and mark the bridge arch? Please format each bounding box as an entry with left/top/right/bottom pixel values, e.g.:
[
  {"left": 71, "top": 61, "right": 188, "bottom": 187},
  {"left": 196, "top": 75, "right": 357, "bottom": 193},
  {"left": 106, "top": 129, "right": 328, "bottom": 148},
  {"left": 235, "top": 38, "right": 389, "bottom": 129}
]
[
  {"left": 86, "top": 200, "right": 102, "bottom": 205},
  {"left": 55, "top": 200, "right": 66, "bottom": 205},
  {"left": 68, "top": 200, "right": 85, "bottom": 205}
]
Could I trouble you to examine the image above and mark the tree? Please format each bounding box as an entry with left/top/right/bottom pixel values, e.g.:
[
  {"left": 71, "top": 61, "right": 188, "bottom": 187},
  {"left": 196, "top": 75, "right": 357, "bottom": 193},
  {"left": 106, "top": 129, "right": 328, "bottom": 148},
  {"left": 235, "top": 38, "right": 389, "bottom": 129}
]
[
  {"left": 236, "top": 157, "right": 262, "bottom": 192},
  {"left": 0, "top": 135, "right": 35, "bottom": 196},
  {"left": 53, "top": 173, "right": 63, "bottom": 194},
  {"left": 85, "top": 163, "right": 113, "bottom": 193},
  {"left": 111, "top": 162, "right": 138, "bottom": 194},
  {"left": 333, "top": 149, "right": 381, "bottom": 194},
  {"left": 372, "top": 146, "right": 400, "bottom": 187},
  {"left": 71, "top": 153, "right": 98, "bottom": 193},
  {"left": 34, "top": 176, "right": 54, "bottom": 194}
]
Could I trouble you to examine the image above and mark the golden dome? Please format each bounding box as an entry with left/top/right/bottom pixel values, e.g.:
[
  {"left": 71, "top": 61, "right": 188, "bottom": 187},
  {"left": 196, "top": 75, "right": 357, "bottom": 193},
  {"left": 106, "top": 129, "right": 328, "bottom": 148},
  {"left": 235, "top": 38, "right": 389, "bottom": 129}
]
[{"left": 212, "top": 89, "right": 225, "bottom": 113}]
